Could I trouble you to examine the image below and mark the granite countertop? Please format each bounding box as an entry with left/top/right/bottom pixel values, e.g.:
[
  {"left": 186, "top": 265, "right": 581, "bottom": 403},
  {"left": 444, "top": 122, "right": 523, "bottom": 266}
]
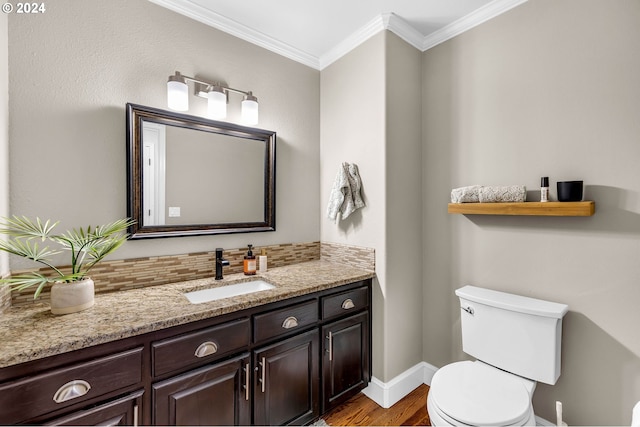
[{"left": 0, "top": 260, "right": 375, "bottom": 369}]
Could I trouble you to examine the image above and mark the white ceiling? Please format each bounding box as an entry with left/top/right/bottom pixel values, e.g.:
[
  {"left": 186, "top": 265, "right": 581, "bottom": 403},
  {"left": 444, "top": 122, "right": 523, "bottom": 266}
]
[{"left": 149, "top": 0, "right": 527, "bottom": 69}]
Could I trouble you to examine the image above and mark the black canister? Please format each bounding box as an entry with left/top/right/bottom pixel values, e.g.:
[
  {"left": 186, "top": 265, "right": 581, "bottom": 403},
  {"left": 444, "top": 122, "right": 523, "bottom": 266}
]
[{"left": 557, "top": 181, "right": 583, "bottom": 202}]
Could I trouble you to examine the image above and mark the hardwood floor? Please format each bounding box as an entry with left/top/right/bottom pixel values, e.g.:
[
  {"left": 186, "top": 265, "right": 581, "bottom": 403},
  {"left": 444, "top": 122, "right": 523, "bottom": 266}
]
[{"left": 322, "top": 384, "right": 431, "bottom": 426}]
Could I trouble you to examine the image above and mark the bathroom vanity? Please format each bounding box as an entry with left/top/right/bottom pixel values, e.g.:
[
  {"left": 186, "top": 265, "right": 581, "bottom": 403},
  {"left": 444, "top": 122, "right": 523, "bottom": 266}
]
[{"left": 0, "top": 261, "right": 373, "bottom": 425}]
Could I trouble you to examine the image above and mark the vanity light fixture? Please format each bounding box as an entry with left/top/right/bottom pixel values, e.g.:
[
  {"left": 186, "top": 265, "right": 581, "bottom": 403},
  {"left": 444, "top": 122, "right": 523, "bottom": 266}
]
[
  {"left": 166, "top": 71, "right": 259, "bottom": 125},
  {"left": 167, "top": 72, "right": 189, "bottom": 112}
]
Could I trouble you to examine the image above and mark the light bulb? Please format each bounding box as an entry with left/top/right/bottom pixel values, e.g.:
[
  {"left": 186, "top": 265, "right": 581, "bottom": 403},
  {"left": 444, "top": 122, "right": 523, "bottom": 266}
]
[
  {"left": 167, "top": 73, "right": 188, "bottom": 111},
  {"left": 241, "top": 92, "right": 259, "bottom": 125},
  {"left": 207, "top": 87, "right": 227, "bottom": 120}
]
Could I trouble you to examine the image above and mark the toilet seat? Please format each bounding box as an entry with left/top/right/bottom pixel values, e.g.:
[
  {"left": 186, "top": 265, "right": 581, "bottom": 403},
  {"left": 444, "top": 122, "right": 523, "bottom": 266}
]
[{"left": 429, "top": 361, "right": 534, "bottom": 426}]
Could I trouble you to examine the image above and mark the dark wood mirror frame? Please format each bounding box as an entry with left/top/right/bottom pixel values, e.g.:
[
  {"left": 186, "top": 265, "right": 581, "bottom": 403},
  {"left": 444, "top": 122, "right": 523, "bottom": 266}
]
[{"left": 126, "top": 103, "right": 276, "bottom": 239}]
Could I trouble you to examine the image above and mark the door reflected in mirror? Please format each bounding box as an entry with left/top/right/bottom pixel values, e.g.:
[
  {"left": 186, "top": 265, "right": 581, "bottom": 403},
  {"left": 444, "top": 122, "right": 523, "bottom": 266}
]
[{"left": 127, "top": 103, "right": 276, "bottom": 239}]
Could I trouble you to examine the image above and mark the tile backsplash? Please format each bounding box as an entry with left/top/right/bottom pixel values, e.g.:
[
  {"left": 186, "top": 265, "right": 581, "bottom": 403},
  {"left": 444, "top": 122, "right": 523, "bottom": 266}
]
[
  {"left": 321, "top": 241, "right": 375, "bottom": 271},
  {"left": 6, "top": 241, "right": 374, "bottom": 308},
  {"left": 0, "top": 286, "right": 10, "bottom": 313}
]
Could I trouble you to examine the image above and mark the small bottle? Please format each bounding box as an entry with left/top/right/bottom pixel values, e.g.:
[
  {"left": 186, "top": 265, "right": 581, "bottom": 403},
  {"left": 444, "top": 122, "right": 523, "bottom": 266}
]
[
  {"left": 540, "top": 177, "right": 549, "bottom": 202},
  {"left": 243, "top": 244, "right": 256, "bottom": 275},
  {"left": 258, "top": 248, "right": 268, "bottom": 273}
]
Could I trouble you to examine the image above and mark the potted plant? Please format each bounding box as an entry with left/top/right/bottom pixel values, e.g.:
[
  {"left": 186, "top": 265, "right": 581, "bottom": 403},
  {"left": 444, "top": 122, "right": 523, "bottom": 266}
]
[{"left": 0, "top": 216, "right": 134, "bottom": 315}]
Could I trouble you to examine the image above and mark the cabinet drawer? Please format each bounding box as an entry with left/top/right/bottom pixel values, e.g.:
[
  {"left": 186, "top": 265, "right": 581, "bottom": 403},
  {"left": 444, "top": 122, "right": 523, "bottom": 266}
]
[
  {"left": 321, "top": 286, "right": 369, "bottom": 320},
  {"left": 253, "top": 300, "right": 318, "bottom": 343},
  {"left": 0, "top": 347, "right": 143, "bottom": 425},
  {"left": 44, "top": 389, "right": 144, "bottom": 426},
  {"left": 152, "top": 318, "right": 250, "bottom": 377}
]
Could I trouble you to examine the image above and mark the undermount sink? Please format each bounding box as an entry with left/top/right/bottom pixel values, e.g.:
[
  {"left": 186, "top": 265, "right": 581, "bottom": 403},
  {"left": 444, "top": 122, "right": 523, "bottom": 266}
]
[{"left": 183, "top": 280, "right": 275, "bottom": 304}]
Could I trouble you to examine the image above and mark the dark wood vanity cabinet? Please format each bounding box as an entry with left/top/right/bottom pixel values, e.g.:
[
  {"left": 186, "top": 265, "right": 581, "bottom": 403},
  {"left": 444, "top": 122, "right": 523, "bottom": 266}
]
[
  {"left": 152, "top": 354, "right": 251, "bottom": 425},
  {"left": 0, "top": 347, "right": 144, "bottom": 425},
  {"left": 320, "top": 285, "right": 371, "bottom": 413},
  {"left": 0, "top": 278, "right": 371, "bottom": 426},
  {"left": 253, "top": 329, "right": 319, "bottom": 425},
  {"left": 322, "top": 312, "right": 369, "bottom": 412},
  {"left": 44, "top": 390, "right": 144, "bottom": 426}
]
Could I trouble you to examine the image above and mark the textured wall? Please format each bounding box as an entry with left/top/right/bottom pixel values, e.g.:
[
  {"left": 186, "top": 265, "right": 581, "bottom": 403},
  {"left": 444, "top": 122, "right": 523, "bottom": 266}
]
[
  {"left": 0, "top": 12, "right": 9, "bottom": 311},
  {"left": 422, "top": 1, "right": 640, "bottom": 424},
  {"left": 320, "top": 32, "right": 387, "bottom": 380},
  {"left": 320, "top": 31, "right": 424, "bottom": 383},
  {"left": 7, "top": 0, "right": 320, "bottom": 270},
  {"left": 384, "top": 32, "right": 424, "bottom": 380}
]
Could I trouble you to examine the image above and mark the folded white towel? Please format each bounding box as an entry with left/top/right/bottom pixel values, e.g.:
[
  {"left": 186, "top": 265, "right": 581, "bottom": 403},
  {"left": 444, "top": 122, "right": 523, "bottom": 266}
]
[
  {"left": 327, "top": 163, "right": 365, "bottom": 222},
  {"left": 479, "top": 185, "right": 526, "bottom": 203},
  {"left": 451, "top": 185, "right": 526, "bottom": 203},
  {"left": 451, "top": 185, "right": 482, "bottom": 203}
]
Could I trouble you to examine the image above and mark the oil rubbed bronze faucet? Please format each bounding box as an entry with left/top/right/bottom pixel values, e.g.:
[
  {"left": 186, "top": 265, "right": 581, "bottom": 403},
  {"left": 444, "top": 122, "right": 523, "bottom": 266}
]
[{"left": 215, "top": 248, "right": 230, "bottom": 280}]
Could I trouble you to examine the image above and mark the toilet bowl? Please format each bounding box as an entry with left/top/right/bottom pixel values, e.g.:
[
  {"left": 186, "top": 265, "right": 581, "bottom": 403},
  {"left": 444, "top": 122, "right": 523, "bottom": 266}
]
[
  {"left": 427, "top": 286, "right": 568, "bottom": 426},
  {"left": 427, "top": 361, "right": 537, "bottom": 426}
]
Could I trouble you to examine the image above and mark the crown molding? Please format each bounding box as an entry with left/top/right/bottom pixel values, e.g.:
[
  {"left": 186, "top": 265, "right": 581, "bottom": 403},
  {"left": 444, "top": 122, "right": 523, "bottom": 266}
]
[
  {"left": 318, "top": 12, "right": 424, "bottom": 69},
  {"left": 382, "top": 12, "right": 425, "bottom": 51},
  {"left": 422, "top": 0, "right": 529, "bottom": 51},
  {"left": 149, "top": 0, "right": 528, "bottom": 71},
  {"left": 318, "top": 14, "right": 386, "bottom": 70},
  {"left": 148, "top": 0, "right": 320, "bottom": 69}
]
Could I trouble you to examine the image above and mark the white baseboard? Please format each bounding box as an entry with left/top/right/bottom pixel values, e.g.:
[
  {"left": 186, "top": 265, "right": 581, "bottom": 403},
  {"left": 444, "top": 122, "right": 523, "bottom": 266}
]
[
  {"left": 362, "top": 361, "right": 438, "bottom": 409},
  {"left": 362, "top": 362, "right": 554, "bottom": 427}
]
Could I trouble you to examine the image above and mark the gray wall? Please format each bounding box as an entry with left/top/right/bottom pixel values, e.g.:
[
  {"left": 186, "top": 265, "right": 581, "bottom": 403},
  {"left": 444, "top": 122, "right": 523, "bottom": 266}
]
[
  {"left": 320, "top": 32, "right": 388, "bottom": 380},
  {"left": 384, "top": 32, "right": 424, "bottom": 380},
  {"left": 422, "top": 1, "right": 640, "bottom": 425},
  {"left": 320, "top": 31, "right": 424, "bottom": 382},
  {"left": 7, "top": 0, "right": 320, "bottom": 269}
]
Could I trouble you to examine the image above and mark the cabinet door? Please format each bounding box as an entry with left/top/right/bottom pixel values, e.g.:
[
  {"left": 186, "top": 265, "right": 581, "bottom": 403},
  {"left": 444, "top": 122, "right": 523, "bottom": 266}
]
[
  {"left": 44, "top": 390, "right": 144, "bottom": 426},
  {"left": 322, "top": 311, "right": 370, "bottom": 412},
  {"left": 153, "top": 353, "right": 250, "bottom": 426},
  {"left": 253, "top": 329, "right": 319, "bottom": 426}
]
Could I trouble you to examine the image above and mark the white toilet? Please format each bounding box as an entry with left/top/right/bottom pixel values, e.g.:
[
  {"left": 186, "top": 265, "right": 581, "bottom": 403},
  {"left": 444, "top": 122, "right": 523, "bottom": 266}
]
[{"left": 427, "top": 285, "right": 569, "bottom": 426}]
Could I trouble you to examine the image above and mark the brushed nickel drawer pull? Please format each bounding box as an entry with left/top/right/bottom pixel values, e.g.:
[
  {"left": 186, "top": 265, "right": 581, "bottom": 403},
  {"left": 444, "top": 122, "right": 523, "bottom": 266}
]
[
  {"left": 259, "top": 357, "right": 266, "bottom": 393},
  {"left": 341, "top": 298, "right": 355, "bottom": 310},
  {"left": 327, "top": 331, "right": 333, "bottom": 361},
  {"left": 133, "top": 404, "right": 139, "bottom": 427},
  {"left": 53, "top": 380, "right": 91, "bottom": 403},
  {"left": 243, "top": 363, "right": 250, "bottom": 401},
  {"left": 194, "top": 341, "right": 218, "bottom": 358},
  {"left": 282, "top": 316, "right": 299, "bottom": 329}
]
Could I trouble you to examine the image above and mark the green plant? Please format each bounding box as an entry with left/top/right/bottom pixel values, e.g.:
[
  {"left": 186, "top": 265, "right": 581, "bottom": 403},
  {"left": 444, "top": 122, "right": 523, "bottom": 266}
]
[{"left": 0, "top": 216, "right": 135, "bottom": 299}]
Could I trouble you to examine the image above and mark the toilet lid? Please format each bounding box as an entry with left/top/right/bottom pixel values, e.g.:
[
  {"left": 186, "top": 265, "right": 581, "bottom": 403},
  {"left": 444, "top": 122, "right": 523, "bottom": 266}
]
[{"left": 430, "top": 361, "right": 532, "bottom": 426}]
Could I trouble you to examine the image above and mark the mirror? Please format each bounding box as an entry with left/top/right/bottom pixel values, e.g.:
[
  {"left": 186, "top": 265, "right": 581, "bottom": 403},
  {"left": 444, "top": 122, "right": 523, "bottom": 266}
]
[{"left": 126, "top": 103, "right": 276, "bottom": 239}]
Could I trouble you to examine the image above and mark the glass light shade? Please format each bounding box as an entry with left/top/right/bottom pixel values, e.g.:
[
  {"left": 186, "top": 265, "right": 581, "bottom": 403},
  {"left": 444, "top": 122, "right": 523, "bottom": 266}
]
[
  {"left": 207, "top": 89, "right": 227, "bottom": 120},
  {"left": 167, "top": 80, "right": 188, "bottom": 111},
  {"left": 241, "top": 95, "right": 259, "bottom": 125}
]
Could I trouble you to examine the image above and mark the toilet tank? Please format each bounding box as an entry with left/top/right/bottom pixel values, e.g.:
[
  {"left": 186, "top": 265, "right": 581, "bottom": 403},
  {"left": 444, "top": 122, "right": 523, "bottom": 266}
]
[{"left": 456, "top": 285, "right": 569, "bottom": 385}]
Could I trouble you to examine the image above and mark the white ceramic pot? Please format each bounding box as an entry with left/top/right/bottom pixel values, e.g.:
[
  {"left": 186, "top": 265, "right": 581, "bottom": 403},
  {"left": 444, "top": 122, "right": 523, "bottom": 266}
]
[{"left": 50, "top": 278, "right": 95, "bottom": 315}]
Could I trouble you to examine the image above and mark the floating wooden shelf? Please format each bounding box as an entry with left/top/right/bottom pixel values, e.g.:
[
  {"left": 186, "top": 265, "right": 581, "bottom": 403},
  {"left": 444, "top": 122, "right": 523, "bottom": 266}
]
[{"left": 448, "top": 201, "right": 595, "bottom": 217}]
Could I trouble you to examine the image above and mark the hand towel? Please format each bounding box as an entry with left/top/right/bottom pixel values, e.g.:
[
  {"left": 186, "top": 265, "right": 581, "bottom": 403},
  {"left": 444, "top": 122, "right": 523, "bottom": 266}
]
[
  {"left": 327, "top": 163, "right": 348, "bottom": 222},
  {"left": 451, "top": 185, "right": 482, "bottom": 203},
  {"left": 478, "top": 185, "right": 526, "bottom": 203},
  {"left": 342, "top": 163, "right": 365, "bottom": 219},
  {"left": 327, "top": 163, "right": 365, "bottom": 222},
  {"left": 451, "top": 185, "right": 527, "bottom": 203}
]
